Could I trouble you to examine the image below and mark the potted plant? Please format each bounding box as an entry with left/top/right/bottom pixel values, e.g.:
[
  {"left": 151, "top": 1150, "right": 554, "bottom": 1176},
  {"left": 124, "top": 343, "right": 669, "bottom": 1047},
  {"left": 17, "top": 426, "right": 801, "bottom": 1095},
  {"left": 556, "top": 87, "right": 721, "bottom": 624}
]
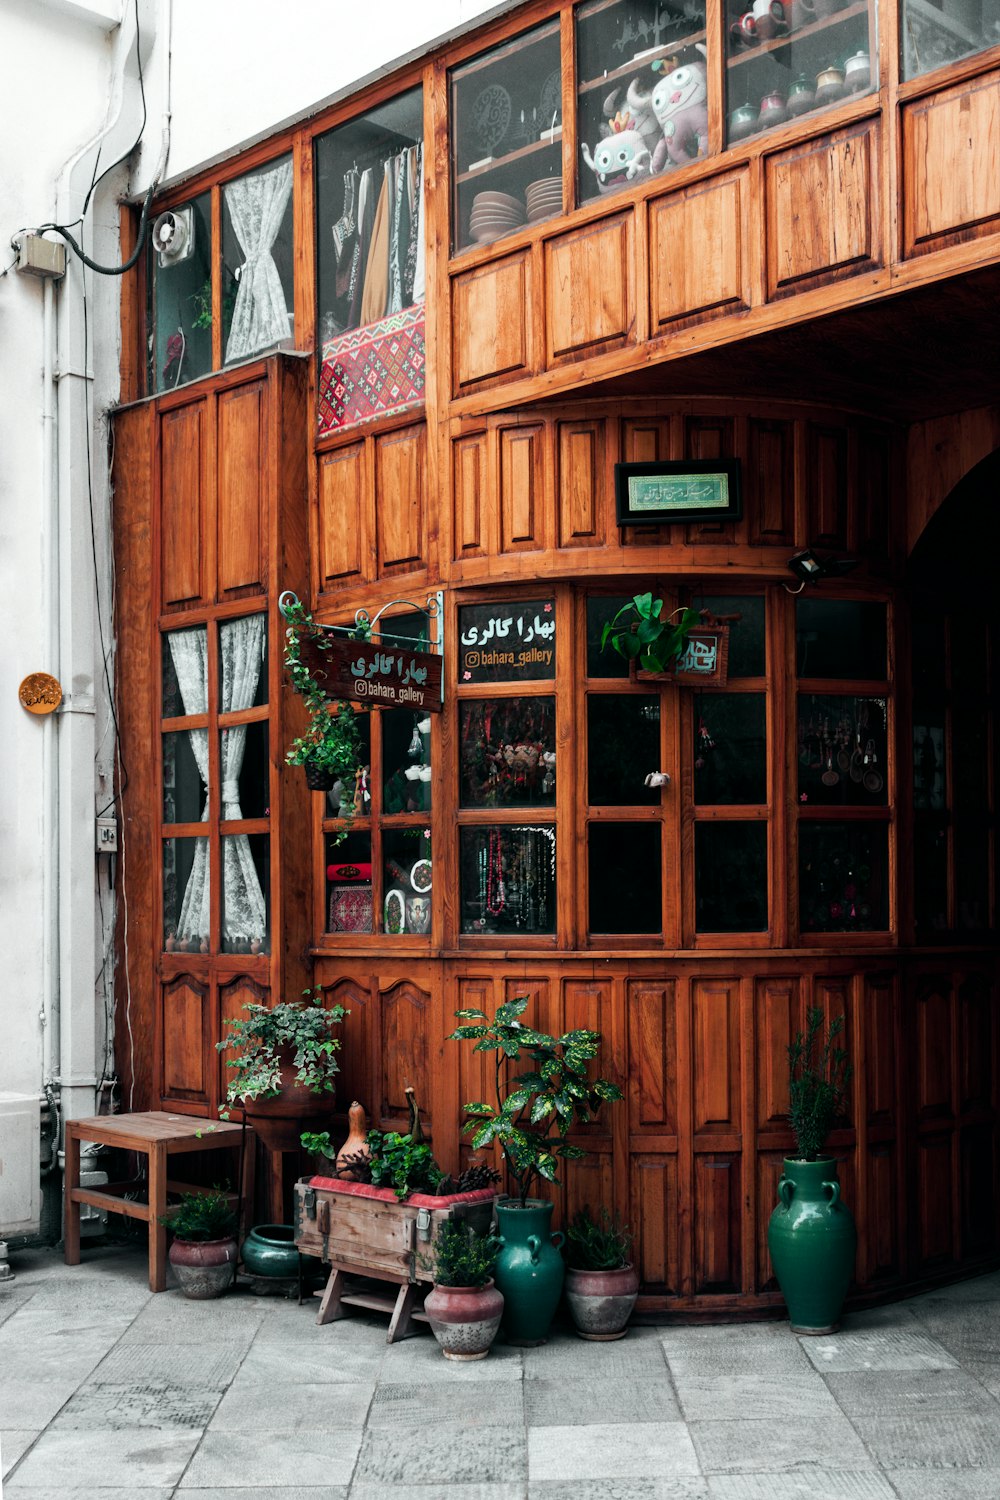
[
  {"left": 283, "top": 599, "right": 362, "bottom": 819},
  {"left": 217, "top": 989, "right": 346, "bottom": 1151},
  {"left": 600, "top": 593, "right": 702, "bottom": 675},
  {"left": 159, "top": 1188, "right": 237, "bottom": 1299},
  {"left": 449, "top": 996, "right": 623, "bottom": 1345},
  {"left": 421, "top": 1218, "right": 505, "bottom": 1361},
  {"left": 564, "top": 1206, "right": 639, "bottom": 1340},
  {"left": 767, "top": 1006, "right": 856, "bottom": 1334}
]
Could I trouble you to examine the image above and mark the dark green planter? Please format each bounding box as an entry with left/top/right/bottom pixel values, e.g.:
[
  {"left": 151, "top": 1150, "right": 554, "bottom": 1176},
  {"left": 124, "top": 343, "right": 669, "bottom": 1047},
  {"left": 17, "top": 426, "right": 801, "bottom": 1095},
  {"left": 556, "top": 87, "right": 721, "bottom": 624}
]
[
  {"left": 767, "top": 1157, "right": 857, "bottom": 1334},
  {"left": 494, "top": 1199, "right": 565, "bottom": 1346},
  {"left": 242, "top": 1223, "right": 304, "bottom": 1279}
]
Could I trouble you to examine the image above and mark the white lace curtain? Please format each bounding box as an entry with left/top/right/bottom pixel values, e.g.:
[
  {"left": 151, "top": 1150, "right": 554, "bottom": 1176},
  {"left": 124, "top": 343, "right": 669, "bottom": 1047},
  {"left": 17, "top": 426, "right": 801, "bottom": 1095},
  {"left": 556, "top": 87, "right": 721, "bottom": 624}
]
[
  {"left": 168, "top": 616, "right": 267, "bottom": 948},
  {"left": 224, "top": 158, "right": 293, "bottom": 364}
]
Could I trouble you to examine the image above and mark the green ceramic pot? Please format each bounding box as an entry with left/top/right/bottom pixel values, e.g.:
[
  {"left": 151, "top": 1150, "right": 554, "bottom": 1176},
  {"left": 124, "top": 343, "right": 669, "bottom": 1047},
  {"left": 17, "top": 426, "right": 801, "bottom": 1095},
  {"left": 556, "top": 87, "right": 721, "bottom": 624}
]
[
  {"left": 494, "top": 1199, "right": 565, "bottom": 1346},
  {"left": 767, "top": 1158, "right": 857, "bottom": 1334},
  {"left": 242, "top": 1223, "right": 302, "bottom": 1279}
]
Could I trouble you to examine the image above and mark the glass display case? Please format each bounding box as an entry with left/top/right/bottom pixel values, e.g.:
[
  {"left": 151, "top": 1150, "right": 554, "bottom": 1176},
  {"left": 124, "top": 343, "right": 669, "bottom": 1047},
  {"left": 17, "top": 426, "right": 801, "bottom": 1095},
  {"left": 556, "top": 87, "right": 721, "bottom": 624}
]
[
  {"left": 148, "top": 192, "right": 212, "bottom": 393},
  {"left": 901, "top": 0, "right": 1000, "bottom": 80},
  {"left": 725, "top": 0, "right": 876, "bottom": 146},
  {"left": 221, "top": 155, "right": 294, "bottom": 366},
  {"left": 450, "top": 21, "right": 563, "bottom": 255},
  {"left": 576, "top": 0, "right": 709, "bottom": 206}
]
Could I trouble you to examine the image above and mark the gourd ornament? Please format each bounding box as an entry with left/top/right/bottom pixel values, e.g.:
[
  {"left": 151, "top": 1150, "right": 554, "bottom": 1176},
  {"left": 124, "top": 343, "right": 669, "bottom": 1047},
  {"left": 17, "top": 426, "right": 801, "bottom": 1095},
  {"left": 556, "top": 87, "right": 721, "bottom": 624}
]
[
  {"left": 335, "top": 1100, "right": 371, "bottom": 1178},
  {"left": 581, "top": 111, "right": 653, "bottom": 195},
  {"left": 650, "top": 46, "right": 709, "bottom": 171}
]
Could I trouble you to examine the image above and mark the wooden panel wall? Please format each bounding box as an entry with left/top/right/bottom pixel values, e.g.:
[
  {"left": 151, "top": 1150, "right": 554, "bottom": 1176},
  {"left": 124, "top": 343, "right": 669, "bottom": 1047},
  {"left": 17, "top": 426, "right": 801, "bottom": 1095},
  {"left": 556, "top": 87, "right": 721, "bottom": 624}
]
[
  {"left": 160, "top": 401, "right": 207, "bottom": 608},
  {"left": 217, "top": 380, "right": 267, "bottom": 598},
  {"left": 902, "top": 73, "right": 1000, "bottom": 258},
  {"left": 765, "top": 121, "right": 881, "bottom": 299},
  {"left": 649, "top": 171, "right": 749, "bottom": 332},
  {"left": 315, "top": 420, "right": 429, "bottom": 600}
]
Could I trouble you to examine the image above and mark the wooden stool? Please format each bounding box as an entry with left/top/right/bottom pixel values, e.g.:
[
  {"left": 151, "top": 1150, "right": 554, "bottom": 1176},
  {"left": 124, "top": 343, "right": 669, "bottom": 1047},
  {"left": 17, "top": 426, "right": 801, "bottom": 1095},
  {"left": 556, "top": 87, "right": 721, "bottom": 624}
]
[
  {"left": 64, "top": 1111, "right": 251, "bottom": 1292},
  {"left": 315, "top": 1263, "right": 430, "bottom": 1343}
]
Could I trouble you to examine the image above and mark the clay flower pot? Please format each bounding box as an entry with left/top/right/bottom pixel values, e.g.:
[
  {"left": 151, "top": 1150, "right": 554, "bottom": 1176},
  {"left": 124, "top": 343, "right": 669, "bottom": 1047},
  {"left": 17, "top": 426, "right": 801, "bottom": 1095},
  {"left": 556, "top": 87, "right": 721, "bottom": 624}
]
[
  {"left": 168, "top": 1235, "right": 238, "bottom": 1299},
  {"left": 243, "top": 1047, "right": 332, "bottom": 1151},
  {"left": 424, "top": 1279, "right": 504, "bottom": 1360},
  {"left": 565, "top": 1263, "right": 640, "bottom": 1340}
]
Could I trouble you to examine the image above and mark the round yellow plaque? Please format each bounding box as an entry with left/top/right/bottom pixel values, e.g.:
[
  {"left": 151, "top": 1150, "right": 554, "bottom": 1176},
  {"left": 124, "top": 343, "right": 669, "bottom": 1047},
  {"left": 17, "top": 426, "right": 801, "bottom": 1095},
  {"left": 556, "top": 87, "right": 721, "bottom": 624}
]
[{"left": 19, "top": 672, "right": 63, "bottom": 715}]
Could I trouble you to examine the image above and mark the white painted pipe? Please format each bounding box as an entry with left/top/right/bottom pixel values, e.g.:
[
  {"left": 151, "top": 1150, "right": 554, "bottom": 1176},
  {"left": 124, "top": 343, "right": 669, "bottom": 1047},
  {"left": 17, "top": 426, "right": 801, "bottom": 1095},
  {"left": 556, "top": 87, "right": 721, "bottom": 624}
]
[{"left": 41, "top": 274, "right": 61, "bottom": 1100}]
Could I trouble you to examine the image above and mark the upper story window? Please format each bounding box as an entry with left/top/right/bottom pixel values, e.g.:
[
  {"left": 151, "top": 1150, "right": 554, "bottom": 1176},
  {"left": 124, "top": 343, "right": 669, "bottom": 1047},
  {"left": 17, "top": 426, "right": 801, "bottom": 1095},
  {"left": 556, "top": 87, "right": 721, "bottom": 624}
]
[
  {"left": 221, "top": 155, "right": 294, "bottom": 365},
  {"left": 450, "top": 21, "right": 563, "bottom": 256},
  {"left": 315, "top": 88, "right": 425, "bottom": 435},
  {"left": 148, "top": 191, "right": 213, "bottom": 393}
]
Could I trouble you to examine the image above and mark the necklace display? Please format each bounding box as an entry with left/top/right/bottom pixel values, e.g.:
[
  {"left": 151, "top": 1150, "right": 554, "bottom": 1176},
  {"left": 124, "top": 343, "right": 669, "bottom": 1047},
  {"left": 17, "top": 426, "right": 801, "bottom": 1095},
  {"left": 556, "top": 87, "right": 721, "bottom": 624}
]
[{"left": 473, "top": 825, "right": 555, "bottom": 932}]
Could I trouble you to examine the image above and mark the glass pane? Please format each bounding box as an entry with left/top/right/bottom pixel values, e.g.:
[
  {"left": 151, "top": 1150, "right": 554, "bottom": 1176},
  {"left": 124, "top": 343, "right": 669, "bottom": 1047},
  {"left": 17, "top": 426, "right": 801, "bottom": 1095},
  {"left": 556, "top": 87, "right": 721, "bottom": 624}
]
[
  {"left": 315, "top": 88, "right": 424, "bottom": 434},
  {"left": 458, "top": 600, "right": 556, "bottom": 683},
  {"left": 221, "top": 722, "right": 269, "bottom": 821},
  {"left": 690, "top": 593, "right": 765, "bottom": 676},
  {"left": 163, "top": 837, "right": 209, "bottom": 951},
  {"left": 325, "top": 712, "right": 372, "bottom": 819},
  {"left": 914, "top": 818, "right": 948, "bottom": 935},
  {"left": 950, "top": 611, "right": 989, "bottom": 696},
  {"left": 459, "top": 825, "right": 556, "bottom": 935},
  {"left": 163, "top": 730, "right": 207, "bottom": 824},
  {"left": 694, "top": 694, "right": 766, "bottom": 805},
  {"left": 695, "top": 822, "right": 768, "bottom": 932},
  {"left": 576, "top": 0, "right": 709, "bottom": 207},
  {"left": 384, "top": 708, "right": 433, "bottom": 814},
  {"left": 901, "top": 0, "right": 1000, "bottom": 80},
  {"left": 162, "top": 626, "right": 208, "bottom": 718},
  {"left": 796, "top": 599, "right": 888, "bottom": 679},
  {"left": 459, "top": 698, "right": 557, "bottom": 808},
  {"left": 221, "top": 156, "right": 293, "bottom": 363},
  {"left": 222, "top": 833, "right": 270, "bottom": 954},
  {"left": 911, "top": 612, "right": 946, "bottom": 700},
  {"left": 150, "top": 192, "right": 213, "bottom": 393},
  {"left": 383, "top": 828, "right": 433, "bottom": 936},
  {"left": 326, "top": 831, "right": 373, "bottom": 934},
  {"left": 956, "top": 821, "right": 990, "bottom": 931},
  {"left": 797, "top": 694, "right": 887, "bottom": 806},
  {"left": 799, "top": 822, "right": 889, "bottom": 932},
  {"left": 451, "top": 21, "right": 562, "bottom": 256},
  {"left": 727, "top": 0, "right": 875, "bottom": 145},
  {"left": 588, "top": 695, "right": 661, "bottom": 806},
  {"left": 586, "top": 595, "right": 631, "bottom": 678},
  {"left": 913, "top": 716, "right": 946, "bottom": 811},
  {"left": 952, "top": 703, "right": 989, "bottom": 815},
  {"left": 219, "top": 615, "right": 268, "bottom": 707},
  {"left": 588, "top": 822, "right": 661, "bottom": 934}
]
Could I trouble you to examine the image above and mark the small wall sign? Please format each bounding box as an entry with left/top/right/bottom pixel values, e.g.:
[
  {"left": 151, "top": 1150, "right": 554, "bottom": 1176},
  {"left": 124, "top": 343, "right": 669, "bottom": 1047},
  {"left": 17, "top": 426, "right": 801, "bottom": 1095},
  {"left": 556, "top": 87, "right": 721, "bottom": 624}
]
[
  {"left": 298, "top": 634, "right": 443, "bottom": 713},
  {"left": 615, "top": 460, "right": 742, "bottom": 527},
  {"left": 458, "top": 600, "right": 556, "bottom": 684},
  {"left": 19, "top": 672, "right": 63, "bottom": 715}
]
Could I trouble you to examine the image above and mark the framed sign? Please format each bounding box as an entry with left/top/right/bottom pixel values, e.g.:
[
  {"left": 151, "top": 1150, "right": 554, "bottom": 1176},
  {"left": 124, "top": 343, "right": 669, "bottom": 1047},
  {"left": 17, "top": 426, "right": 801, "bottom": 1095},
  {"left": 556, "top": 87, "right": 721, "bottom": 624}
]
[
  {"left": 631, "top": 626, "right": 731, "bottom": 687},
  {"left": 615, "top": 460, "right": 742, "bottom": 527},
  {"left": 298, "top": 633, "right": 443, "bottom": 712},
  {"left": 458, "top": 600, "right": 556, "bottom": 684}
]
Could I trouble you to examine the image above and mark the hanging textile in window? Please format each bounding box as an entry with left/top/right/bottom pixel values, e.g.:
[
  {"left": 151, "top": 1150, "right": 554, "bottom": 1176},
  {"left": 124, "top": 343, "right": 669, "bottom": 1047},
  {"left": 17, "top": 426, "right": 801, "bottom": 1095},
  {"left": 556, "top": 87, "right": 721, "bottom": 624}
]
[
  {"left": 223, "top": 159, "right": 293, "bottom": 363},
  {"left": 219, "top": 614, "right": 268, "bottom": 947},
  {"left": 168, "top": 629, "right": 210, "bottom": 945}
]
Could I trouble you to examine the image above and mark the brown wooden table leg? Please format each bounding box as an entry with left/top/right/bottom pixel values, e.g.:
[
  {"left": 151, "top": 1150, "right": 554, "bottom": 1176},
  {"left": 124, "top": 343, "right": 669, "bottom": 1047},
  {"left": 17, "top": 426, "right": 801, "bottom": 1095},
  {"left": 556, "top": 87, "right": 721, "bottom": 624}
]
[
  {"left": 148, "top": 1142, "right": 168, "bottom": 1292},
  {"left": 64, "top": 1127, "right": 81, "bottom": 1266}
]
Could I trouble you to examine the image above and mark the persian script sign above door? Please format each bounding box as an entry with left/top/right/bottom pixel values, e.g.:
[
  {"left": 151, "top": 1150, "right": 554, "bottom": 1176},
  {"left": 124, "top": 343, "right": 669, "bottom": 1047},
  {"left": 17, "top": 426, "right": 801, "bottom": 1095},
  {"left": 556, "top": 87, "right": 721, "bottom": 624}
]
[{"left": 298, "top": 633, "right": 443, "bottom": 712}]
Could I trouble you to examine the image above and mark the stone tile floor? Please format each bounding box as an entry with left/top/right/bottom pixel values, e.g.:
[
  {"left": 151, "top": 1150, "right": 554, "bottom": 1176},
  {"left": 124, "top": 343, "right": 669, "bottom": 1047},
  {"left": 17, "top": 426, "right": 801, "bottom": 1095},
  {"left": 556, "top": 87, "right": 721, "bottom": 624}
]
[{"left": 2, "top": 1243, "right": 1000, "bottom": 1498}]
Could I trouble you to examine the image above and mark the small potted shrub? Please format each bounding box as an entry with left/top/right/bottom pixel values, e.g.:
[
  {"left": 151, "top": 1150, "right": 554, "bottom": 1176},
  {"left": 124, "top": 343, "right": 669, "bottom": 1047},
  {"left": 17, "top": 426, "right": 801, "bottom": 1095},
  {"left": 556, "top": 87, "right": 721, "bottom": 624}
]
[
  {"left": 283, "top": 598, "right": 361, "bottom": 824},
  {"left": 767, "top": 1007, "right": 856, "bottom": 1334},
  {"left": 600, "top": 593, "right": 702, "bottom": 675},
  {"left": 564, "top": 1206, "right": 639, "bottom": 1340},
  {"left": 422, "top": 1219, "right": 504, "bottom": 1361},
  {"left": 160, "top": 1188, "right": 237, "bottom": 1299},
  {"left": 217, "top": 990, "right": 346, "bottom": 1151}
]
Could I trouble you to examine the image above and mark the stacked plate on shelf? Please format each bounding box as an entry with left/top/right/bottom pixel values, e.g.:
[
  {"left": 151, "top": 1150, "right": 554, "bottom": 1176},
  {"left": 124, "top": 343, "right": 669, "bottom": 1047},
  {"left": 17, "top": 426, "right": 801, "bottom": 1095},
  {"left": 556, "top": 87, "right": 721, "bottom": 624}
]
[
  {"left": 469, "top": 190, "right": 525, "bottom": 245},
  {"left": 525, "top": 177, "right": 562, "bottom": 223}
]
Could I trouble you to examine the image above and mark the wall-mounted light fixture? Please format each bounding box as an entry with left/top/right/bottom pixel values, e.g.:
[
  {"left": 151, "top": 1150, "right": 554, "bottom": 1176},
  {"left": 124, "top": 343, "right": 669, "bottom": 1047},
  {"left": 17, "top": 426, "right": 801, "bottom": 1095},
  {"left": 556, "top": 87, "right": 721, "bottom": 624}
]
[{"left": 785, "top": 549, "right": 859, "bottom": 592}]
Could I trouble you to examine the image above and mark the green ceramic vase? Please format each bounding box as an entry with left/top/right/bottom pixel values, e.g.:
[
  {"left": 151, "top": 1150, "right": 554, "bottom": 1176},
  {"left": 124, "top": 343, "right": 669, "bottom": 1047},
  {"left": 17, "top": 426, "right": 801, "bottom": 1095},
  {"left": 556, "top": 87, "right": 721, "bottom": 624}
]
[
  {"left": 494, "top": 1199, "right": 565, "bottom": 1345},
  {"left": 767, "top": 1157, "right": 857, "bottom": 1334}
]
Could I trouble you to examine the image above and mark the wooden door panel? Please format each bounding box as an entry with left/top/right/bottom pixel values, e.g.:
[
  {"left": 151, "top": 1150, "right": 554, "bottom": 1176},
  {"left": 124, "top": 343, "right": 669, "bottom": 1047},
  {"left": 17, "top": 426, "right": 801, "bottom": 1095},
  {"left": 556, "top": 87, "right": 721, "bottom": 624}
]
[
  {"left": 545, "top": 213, "right": 635, "bottom": 363},
  {"left": 160, "top": 403, "right": 206, "bottom": 607},
  {"left": 766, "top": 120, "right": 880, "bottom": 298},
  {"left": 916, "top": 1135, "right": 954, "bottom": 1268},
  {"left": 748, "top": 419, "right": 795, "bottom": 546},
  {"left": 814, "top": 977, "right": 852, "bottom": 1124},
  {"left": 217, "top": 381, "right": 266, "bottom": 598},
  {"left": 960, "top": 1123, "right": 997, "bottom": 1257},
  {"left": 217, "top": 975, "right": 267, "bottom": 1104},
  {"left": 866, "top": 1143, "right": 898, "bottom": 1282},
  {"left": 162, "top": 974, "right": 208, "bottom": 1101},
  {"left": 622, "top": 418, "right": 671, "bottom": 463},
  {"left": 684, "top": 416, "right": 739, "bottom": 544},
  {"left": 856, "top": 428, "right": 891, "bottom": 560},
  {"left": 959, "top": 973, "right": 994, "bottom": 1113},
  {"left": 692, "top": 978, "right": 740, "bottom": 1135},
  {"left": 557, "top": 420, "right": 606, "bottom": 550},
  {"left": 902, "top": 72, "right": 1000, "bottom": 257},
  {"left": 915, "top": 978, "right": 954, "bottom": 1122},
  {"left": 694, "top": 1154, "right": 741, "bottom": 1293},
  {"left": 456, "top": 977, "right": 497, "bottom": 1170},
  {"left": 499, "top": 423, "right": 547, "bottom": 553},
  {"left": 452, "top": 253, "right": 532, "bottom": 394},
  {"left": 322, "top": 976, "right": 374, "bottom": 1123},
  {"left": 375, "top": 423, "right": 426, "bottom": 573},
  {"left": 756, "top": 978, "right": 798, "bottom": 1130},
  {"left": 630, "top": 1155, "right": 679, "bottom": 1294},
  {"left": 379, "top": 978, "right": 432, "bottom": 1123},
  {"left": 649, "top": 170, "right": 749, "bottom": 331},
  {"left": 865, "top": 974, "right": 897, "bottom": 1128},
  {"left": 453, "top": 431, "right": 490, "bottom": 560},
  {"left": 627, "top": 979, "right": 678, "bottom": 1135},
  {"left": 807, "top": 422, "right": 848, "bottom": 549},
  {"left": 318, "top": 442, "right": 367, "bottom": 587},
  {"left": 756, "top": 1150, "right": 787, "bottom": 1290}
]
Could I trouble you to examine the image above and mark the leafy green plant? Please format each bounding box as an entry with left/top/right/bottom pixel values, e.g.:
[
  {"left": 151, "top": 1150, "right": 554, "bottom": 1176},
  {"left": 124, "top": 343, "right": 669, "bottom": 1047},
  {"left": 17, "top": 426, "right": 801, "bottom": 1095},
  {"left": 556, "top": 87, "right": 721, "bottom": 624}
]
[
  {"left": 365, "top": 1129, "right": 442, "bottom": 1200},
  {"left": 159, "top": 1187, "right": 236, "bottom": 1242},
  {"left": 787, "top": 1007, "right": 852, "bottom": 1161},
  {"left": 283, "top": 598, "right": 363, "bottom": 841},
  {"left": 420, "top": 1219, "right": 502, "bottom": 1288},
  {"left": 600, "top": 593, "right": 702, "bottom": 674},
  {"left": 449, "top": 996, "right": 623, "bottom": 1208},
  {"left": 217, "top": 990, "right": 346, "bottom": 1114},
  {"left": 565, "top": 1205, "right": 633, "bottom": 1271}
]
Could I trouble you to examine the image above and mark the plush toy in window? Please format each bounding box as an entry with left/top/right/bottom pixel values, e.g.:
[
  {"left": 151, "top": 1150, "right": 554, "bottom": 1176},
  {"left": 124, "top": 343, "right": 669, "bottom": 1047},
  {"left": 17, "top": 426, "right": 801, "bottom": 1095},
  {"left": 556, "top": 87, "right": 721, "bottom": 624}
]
[
  {"left": 650, "top": 46, "right": 709, "bottom": 171},
  {"left": 581, "top": 110, "right": 653, "bottom": 196}
]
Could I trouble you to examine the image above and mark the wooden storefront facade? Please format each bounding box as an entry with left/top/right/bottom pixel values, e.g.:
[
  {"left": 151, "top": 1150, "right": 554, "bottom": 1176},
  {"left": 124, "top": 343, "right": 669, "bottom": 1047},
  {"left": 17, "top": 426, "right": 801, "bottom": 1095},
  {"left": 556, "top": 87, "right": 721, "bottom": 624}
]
[{"left": 112, "top": 0, "right": 1000, "bottom": 1315}]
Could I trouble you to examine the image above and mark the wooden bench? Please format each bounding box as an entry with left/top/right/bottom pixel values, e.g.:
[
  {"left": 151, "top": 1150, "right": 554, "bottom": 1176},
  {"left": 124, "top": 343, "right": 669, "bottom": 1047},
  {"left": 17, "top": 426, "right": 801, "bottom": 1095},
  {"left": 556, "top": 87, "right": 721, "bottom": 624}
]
[{"left": 64, "top": 1111, "right": 251, "bottom": 1292}]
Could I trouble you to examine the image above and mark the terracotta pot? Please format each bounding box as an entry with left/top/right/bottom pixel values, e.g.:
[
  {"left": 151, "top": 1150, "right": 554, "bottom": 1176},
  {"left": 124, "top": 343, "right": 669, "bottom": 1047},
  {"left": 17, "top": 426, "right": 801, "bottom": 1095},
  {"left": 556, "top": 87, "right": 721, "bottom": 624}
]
[
  {"left": 565, "top": 1263, "right": 640, "bottom": 1340},
  {"left": 243, "top": 1047, "right": 333, "bottom": 1151},
  {"left": 424, "top": 1279, "right": 504, "bottom": 1360},
  {"left": 168, "top": 1236, "right": 237, "bottom": 1299}
]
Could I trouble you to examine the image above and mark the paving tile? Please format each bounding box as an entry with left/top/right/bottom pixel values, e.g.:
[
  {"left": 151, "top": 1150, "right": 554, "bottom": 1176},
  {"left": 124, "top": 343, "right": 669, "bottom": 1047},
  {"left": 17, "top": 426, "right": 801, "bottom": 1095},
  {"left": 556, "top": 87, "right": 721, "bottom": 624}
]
[
  {"left": 530, "top": 1484, "right": 707, "bottom": 1500},
  {"left": 1, "top": 1431, "right": 39, "bottom": 1479},
  {"left": 210, "top": 1379, "right": 374, "bottom": 1430},
  {"left": 11, "top": 1427, "right": 201, "bottom": 1489},
  {"left": 51, "top": 1382, "right": 223, "bottom": 1430},
  {"left": 850, "top": 1409, "right": 1000, "bottom": 1469},
  {"left": 670, "top": 1368, "right": 840, "bottom": 1422},
  {"left": 380, "top": 1332, "right": 524, "bottom": 1383},
  {"left": 523, "top": 1335, "right": 668, "bottom": 1382},
  {"left": 963, "top": 1360, "right": 1000, "bottom": 1399},
  {"left": 354, "top": 1487, "right": 525, "bottom": 1500},
  {"left": 1, "top": 1380, "right": 83, "bottom": 1429},
  {"left": 355, "top": 1425, "right": 526, "bottom": 1485},
  {"left": 910, "top": 1272, "right": 1000, "bottom": 1304},
  {"left": 0, "top": 1286, "right": 37, "bottom": 1326},
  {"left": 234, "top": 1339, "right": 382, "bottom": 1386},
  {"left": 524, "top": 1375, "right": 681, "bottom": 1426},
  {"left": 528, "top": 1423, "right": 699, "bottom": 1482},
  {"left": 170, "top": 1491, "right": 347, "bottom": 1500},
  {"left": 368, "top": 1379, "right": 522, "bottom": 1428},
  {"left": 886, "top": 1473, "right": 1000, "bottom": 1499},
  {"left": 1, "top": 1335, "right": 117, "bottom": 1385},
  {"left": 824, "top": 1366, "right": 995, "bottom": 1416},
  {"left": 660, "top": 1323, "right": 798, "bottom": 1359},
  {"left": 911, "top": 1303, "right": 1000, "bottom": 1362},
  {"left": 118, "top": 1291, "right": 267, "bottom": 1345},
  {"left": 253, "top": 1299, "right": 385, "bottom": 1343},
  {"left": 180, "top": 1430, "right": 362, "bottom": 1488},
  {"left": 707, "top": 1477, "right": 896, "bottom": 1499},
  {"left": 798, "top": 1325, "right": 958, "bottom": 1372},
  {"left": 689, "top": 1414, "right": 875, "bottom": 1474},
  {"left": 86, "top": 1341, "right": 248, "bottom": 1386},
  {"left": 4, "top": 1491, "right": 175, "bottom": 1500},
  {"left": 0, "top": 1305, "right": 138, "bottom": 1343}
]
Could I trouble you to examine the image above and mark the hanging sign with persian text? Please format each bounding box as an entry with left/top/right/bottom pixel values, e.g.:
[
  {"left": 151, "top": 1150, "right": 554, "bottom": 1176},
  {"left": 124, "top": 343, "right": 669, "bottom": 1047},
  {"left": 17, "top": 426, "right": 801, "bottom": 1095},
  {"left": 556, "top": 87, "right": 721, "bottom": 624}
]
[
  {"left": 458, "top": 600, "right": 556, "bottom": 684},
  {"left": 298, "top": 633, "right": 443, "bottom": 712}
]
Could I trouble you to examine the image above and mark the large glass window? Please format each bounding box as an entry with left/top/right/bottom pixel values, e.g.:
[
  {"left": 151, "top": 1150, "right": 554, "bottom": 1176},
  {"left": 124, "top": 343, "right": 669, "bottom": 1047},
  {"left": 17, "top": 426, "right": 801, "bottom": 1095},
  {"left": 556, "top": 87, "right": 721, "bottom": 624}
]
[
  {"left": 901, "top": 0, "right": 1000, "bottom": 79},
  {"left": 221, "top": 155, "right": 294, "bottom": 365},
  {"left": 148, "top": 192, "right": 212, "bottom": 393}
]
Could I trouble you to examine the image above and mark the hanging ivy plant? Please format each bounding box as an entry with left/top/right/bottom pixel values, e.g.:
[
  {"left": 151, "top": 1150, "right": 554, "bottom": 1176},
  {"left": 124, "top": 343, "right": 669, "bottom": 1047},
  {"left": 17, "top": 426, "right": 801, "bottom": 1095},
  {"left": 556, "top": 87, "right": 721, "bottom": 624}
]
[{"left": 283, "top": 599, "right": 363, "bottom": 838}]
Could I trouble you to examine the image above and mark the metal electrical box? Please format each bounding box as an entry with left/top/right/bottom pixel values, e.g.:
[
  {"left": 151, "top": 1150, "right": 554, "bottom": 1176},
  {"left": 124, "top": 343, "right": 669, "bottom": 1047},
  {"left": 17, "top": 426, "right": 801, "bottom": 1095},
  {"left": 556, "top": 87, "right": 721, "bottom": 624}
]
[
  {"left": 14, "top": 234, "right": 67, "bottom": 280},
  {"left": 0, "top": 1093, "right": 41, "bottom": 1237}
]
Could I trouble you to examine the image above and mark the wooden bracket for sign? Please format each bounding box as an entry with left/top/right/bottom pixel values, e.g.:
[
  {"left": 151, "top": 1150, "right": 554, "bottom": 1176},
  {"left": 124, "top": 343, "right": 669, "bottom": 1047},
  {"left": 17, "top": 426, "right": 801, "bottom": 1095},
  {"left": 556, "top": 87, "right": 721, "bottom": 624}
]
[{"left": 630, "top": 620, "right": 733, "bottom": 688}]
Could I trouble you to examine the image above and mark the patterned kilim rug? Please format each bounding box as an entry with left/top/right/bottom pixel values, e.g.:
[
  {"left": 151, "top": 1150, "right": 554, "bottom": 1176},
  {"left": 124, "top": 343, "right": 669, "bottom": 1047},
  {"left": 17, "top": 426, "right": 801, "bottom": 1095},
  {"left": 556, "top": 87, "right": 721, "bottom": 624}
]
[{"left": 318, "top": 304, "right": 426, "bottom": 433}]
